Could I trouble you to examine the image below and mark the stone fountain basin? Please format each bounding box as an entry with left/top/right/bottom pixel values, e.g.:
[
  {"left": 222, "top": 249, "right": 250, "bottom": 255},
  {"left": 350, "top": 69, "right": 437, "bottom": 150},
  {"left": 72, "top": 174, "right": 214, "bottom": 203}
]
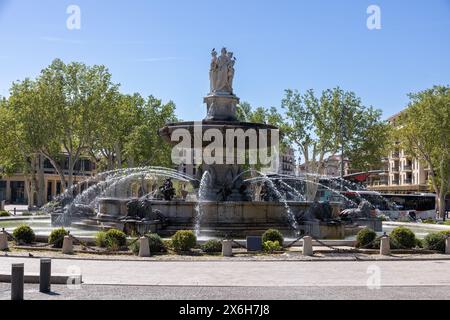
[
  {"left": 97, "top": 198, "right": 347, "bottom": 239},
  {"left": 98, "top": 198, "right": 342, "bottom": 223}
]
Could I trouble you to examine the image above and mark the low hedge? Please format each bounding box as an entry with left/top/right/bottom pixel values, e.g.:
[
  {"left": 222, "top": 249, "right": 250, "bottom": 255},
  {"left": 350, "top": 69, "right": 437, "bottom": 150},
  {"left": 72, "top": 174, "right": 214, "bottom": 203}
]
[
  {"left": 424, "top": 231, "right": 450, "bottom": 252},
  {"left": 13, "top": 225, "right": 35, "bottom": 244},
  {"left": 201, "top": 240, "right": 222, "bottom": 254},
  {"left": 262, "top": 229, "right": 284, "bottom": 245},
  {"left": 104, "top": 229, "right": 127, "bottom": 250},
  {"left": 356, "top": 228, "right": 377, "bottom": 248},
  {"left": 172, "top": 230, "right": 197, "bottom": 253},
  {"left": 48, "top": 228, "right": 69, "bottom": 248},
  {"left": 390, "top": 227, "right": 417, "bottom": 249},
  {"left": 263, "top": 240, "right": 282, "bottom": 253},
  {"left": 0, "top": 211, "right": 10, "bottom": 217}
]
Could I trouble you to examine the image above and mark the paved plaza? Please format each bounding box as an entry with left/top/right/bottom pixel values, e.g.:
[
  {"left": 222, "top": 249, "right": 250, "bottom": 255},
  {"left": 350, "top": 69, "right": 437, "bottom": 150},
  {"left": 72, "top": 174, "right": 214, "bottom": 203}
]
[{"left": 1, "top": 257, "right": 450, "bottom": 299}]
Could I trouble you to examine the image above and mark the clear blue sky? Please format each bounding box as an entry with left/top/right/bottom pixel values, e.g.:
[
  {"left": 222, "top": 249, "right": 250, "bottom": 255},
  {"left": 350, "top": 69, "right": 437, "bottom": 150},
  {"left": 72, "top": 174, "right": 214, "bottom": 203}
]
[{"left": 0, "top": 0, "right": 449, "bottom": 121}]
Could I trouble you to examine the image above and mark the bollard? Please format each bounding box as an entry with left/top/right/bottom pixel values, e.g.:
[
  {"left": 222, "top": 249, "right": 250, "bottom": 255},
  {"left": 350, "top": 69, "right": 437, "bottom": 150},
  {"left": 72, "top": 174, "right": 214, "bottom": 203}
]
[
  {"left": 445, "top": 237, "right": 450, "bottom": 255},
  {"left": 11, "top": 263, "right": 24, "bottom": 301},
  {"left": 380, "top": 236, "right": 391, "bottom": 255},
  {"left": 13, "top": 208, "right": 16, "bottom": 216},
  {"left": 302, "top": 236, "right": 313, "bottom": 256},
  {"left": 62, "top": 236, "right": 74, "bottom": 254},
  {"left": 0, "top": 200, "right": 5, "bottom": 211},
  {"left": 222, "top": 240, "right": 233, "bottom": 257},
  {"left": 0, "top": 230, "right": 8, "bottom": 251},
  {"left": 138, "top": 237, "right": 151, "bottom": 257},
  {"left": 39, "top": 259, "right": 51, "bottom": 293}
]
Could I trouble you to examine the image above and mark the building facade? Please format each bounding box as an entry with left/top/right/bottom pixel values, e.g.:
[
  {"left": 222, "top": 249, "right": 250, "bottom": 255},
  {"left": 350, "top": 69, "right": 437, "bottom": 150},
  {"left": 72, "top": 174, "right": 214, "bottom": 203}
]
[
  {"left": 0, "top": 156, "right": 96, "bottom": 205},
  {"left": 297, "top": 155, "right": 352, "bottom": 177},
  {"left": 278, "top": 147, "right": 296, "bottom": 176},
  {"left": 367, "top": 112, "right": 431, "bottom": 194}
]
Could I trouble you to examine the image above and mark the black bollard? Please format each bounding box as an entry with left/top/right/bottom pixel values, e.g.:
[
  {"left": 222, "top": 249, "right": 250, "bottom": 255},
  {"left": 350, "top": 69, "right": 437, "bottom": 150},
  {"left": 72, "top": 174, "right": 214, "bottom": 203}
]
[
  {"left": 11, "top": 263, "right": 24, "bottom": 300},
  {"left": 13, "top": 208, "right": 16, "bottom": 216},
  {"left": 39, "top": 259, "right": 51, "bottom": 293}
]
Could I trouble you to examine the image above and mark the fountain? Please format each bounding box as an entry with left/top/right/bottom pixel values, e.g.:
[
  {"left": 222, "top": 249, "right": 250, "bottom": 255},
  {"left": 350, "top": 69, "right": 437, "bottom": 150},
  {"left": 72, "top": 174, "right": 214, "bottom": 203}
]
[{"left": 45, "top": 48, "right": 373, "bottom": 239}]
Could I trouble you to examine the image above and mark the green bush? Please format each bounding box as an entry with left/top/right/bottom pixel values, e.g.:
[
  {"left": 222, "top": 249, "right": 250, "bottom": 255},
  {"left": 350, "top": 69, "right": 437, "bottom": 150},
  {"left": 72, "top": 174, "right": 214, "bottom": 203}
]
[
  {"left": 130, "top": 241, "right": 140, "bottom": 255},
  {"left": 390, "top": 227, "right": 417, "bottom": 249},
  {"left": 263, "top": 240, "right": 282, "bottom": 253},
  {"left": 0, "top": 211, "right": 10, "bottom": 217},
  {"left": 146, "top": 233, "right": 166, "bottom": 253},
  {"left": 262, "top": 229, "right": 284, "bottom": 245},
  {"left": 104, "top": 229, "right": 127, "bottom": 250},
  {"left": 163, "top": 239, "right": 173, "bottom": 251},
  {"left": 356, "top": 228, "right": 377, "bottom": 248},
  {"left": 13, "top": 225, "right": 35, "bottom": 244},
  {"left": 48, "top": 228, "right": 69, "bottom": 248},
  {"left": 95, "top": 231, "right": 107, "bottom": 248},
  {"left": 422, "top": 218, "right": 436, "bottom": 224},
  {"left": 201, "top": 240, "right": 222, "bottom": 254},
  {"left": 443, "top": 220, "right": 450, "bottom": 226},
  {"left": 423, "top": 232, "right": 446, "bottom": 252},
  {"left": 172, "top": 230, "right": 197, "bottom": 252}
]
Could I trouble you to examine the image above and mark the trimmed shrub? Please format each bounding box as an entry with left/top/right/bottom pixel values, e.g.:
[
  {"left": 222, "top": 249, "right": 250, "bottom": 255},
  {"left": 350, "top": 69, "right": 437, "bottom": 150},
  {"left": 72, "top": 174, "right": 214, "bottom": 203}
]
[
  {"left": 201, "top": 240, "right": 222, "bottom": 254},
  {"left": 48, "top": 228, "right": 69, "bottom": 248},
  {"left": 390, "top": 227, "right": 417, "bottom": 249},
  {"left": 356, "top": 228, "right": 377, "bottom": 248},
  {"left": 263, "top": 240, "right": 282, "bottom": 253},
  {"left": 145, "top": 233, "right": 166, "bottom": 253},
  {"left": 0, "top": 211, "right": 10, "bottom": 217},
  {"left": 130, "top": 241, "right": 140, "bottom": 255},
  {"left": 13, "top": 225, "right": 35, "bottom": 244},
  {"left": 172, "top": 230, "right": 197, "bottom": 252},
  {"left": 95, "top": 231, "right": 107, "bottom": 248},
  {"left": 163, "top": 239, "right": 173, "bottom": 251},
  {"left": 423, "top": 232, "right": 446, "bottom": 252},
  {"left": 104, "top": 229, "right": 127, "bottom": 250},
  {"left": 262, "top": 229, "right": 284, "bottom": 245}
]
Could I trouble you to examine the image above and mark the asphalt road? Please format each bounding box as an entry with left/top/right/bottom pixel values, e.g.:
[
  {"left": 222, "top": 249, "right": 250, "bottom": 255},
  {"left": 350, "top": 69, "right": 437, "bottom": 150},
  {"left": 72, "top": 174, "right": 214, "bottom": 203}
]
[{"left": 1, "top": 283, "right": 450, "bottom": 300}]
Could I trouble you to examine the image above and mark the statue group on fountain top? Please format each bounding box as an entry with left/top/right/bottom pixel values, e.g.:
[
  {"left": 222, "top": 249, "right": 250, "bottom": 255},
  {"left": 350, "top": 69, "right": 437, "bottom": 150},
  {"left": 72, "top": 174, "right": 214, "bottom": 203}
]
[{"left": 210, "top": 47, "right": 236, "bottom": 95}]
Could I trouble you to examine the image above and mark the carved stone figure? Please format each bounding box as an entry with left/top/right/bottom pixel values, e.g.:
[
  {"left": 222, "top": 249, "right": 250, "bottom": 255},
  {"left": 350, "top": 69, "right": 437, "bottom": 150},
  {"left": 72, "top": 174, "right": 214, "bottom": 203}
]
[
  {"left": 159, "top": 178, "right": 176, "bottom": 201},
  {"left": 210, "top": 47, "right": 235, "bottom": 94},
  {"left": 340, "top": 200, "right": 372, "bottom": 220},
  {"left": 209, "top": 49, "right": 218, "bottom": 93}
]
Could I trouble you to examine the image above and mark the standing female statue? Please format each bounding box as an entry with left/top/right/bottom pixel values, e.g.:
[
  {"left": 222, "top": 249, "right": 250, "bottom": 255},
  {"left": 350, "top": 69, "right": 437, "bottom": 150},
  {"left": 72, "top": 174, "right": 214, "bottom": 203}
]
[{"left": 209, "top": 49, "right": 218, "bottom": 93}]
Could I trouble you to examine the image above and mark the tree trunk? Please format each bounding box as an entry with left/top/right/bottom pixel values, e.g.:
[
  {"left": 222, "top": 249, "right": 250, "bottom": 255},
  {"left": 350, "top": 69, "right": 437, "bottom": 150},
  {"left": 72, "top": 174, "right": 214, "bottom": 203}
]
[
  {"left": 438, "top": 191, "right": 446, "bottom": 220},
  {"left": 115, "top": 142, "right": 122, "bottom": 169},
  {"left": 36, "top": 154, "right": 46, "bottom": 207}
]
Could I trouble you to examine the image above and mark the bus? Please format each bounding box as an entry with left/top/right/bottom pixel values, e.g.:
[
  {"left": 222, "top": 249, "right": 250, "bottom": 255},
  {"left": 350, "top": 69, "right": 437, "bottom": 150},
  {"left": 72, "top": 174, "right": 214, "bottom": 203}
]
[{"left": 341, "top": 191, "right": 436, "bottom": 221}]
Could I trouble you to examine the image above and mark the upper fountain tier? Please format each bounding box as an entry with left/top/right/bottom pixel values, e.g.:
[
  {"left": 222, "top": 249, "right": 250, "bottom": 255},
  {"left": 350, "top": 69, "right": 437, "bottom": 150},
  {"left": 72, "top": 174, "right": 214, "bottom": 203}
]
[
  {"left": 158, "top": 48, "right": 278, "bottom": 201},
  {"left": 205, "top": 47, "right": 239, "bottom": 121}
]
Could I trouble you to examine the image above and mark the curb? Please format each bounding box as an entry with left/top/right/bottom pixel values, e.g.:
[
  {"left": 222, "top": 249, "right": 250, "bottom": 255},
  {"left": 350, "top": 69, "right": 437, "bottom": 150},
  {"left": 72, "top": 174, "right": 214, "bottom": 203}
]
[{"left": 0, "top": 273, "right": 82, "bottom": 284}]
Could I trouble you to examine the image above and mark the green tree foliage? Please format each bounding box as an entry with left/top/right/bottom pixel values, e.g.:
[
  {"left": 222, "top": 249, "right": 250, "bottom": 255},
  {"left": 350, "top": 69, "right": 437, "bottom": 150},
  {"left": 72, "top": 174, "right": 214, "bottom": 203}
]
[
  {"left": 0, "top": 59, "right": 179, "bottom": 201},
  {"left": 396, "top": 86, "right": 450, "bottom": 218},
  {"left": 281, "top": 87, "right": 390, "bottom": 173}
]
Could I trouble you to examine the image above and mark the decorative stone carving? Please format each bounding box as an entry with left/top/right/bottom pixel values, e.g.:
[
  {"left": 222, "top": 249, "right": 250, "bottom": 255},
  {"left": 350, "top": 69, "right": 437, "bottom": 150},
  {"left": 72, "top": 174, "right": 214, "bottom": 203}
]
[{"left": 210, "top": 47, "right": 236, "bottom": 94}]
